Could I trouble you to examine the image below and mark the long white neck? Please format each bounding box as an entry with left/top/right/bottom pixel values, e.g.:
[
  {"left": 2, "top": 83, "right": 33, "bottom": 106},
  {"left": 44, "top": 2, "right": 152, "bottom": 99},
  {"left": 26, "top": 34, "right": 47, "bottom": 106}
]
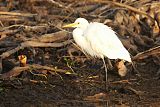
[
  {"left": 73, "top": 28, "right": 85, "bottom": 47},
  {"left": 72, "top": 27, "right": 90, "bottom": 52},
  {"left": 72, "top": 27, "right": 97, "bottom": 57}
]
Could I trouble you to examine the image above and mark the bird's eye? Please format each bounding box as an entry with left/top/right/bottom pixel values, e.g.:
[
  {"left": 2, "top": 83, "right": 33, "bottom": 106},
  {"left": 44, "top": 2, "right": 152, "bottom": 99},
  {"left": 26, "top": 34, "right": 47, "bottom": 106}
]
[{"left": 77, "top": 22, "right": 80, "bottom": 24}]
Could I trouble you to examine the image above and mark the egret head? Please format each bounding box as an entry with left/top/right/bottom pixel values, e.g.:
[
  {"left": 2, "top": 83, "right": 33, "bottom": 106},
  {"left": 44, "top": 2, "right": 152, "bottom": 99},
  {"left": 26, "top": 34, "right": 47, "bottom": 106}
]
[{"left": 63, "top": 18, "right": 89, "bottom": 29}]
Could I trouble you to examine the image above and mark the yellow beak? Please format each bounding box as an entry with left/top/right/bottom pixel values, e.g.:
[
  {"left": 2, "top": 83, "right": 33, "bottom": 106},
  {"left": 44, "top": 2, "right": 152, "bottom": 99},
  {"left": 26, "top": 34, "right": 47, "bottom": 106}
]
[{"left": 62, "top": 23, "right": 79, "bottom": 28}]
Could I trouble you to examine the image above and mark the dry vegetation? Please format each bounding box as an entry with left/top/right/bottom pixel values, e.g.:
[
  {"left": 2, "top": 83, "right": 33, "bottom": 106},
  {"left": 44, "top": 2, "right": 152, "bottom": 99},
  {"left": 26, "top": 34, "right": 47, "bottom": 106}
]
[{"left": 0, "top": 0, "right": 160, "bottom": 107}]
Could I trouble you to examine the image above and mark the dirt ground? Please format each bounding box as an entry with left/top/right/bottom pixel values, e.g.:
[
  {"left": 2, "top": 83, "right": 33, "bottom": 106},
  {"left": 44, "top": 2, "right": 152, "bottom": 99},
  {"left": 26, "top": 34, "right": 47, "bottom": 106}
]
[
  {"left": 0, "top": 59, "right": 160, "bottom": 107},
  {"left": 0, "top": 0, "right": 160, "bottom": 107}
]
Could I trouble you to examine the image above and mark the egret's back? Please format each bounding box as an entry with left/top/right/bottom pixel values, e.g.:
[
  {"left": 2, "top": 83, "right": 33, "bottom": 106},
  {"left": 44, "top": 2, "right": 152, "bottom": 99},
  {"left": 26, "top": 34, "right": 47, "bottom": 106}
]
[{"left": 84, "top": 22, "right": 131, "bottom": 62}]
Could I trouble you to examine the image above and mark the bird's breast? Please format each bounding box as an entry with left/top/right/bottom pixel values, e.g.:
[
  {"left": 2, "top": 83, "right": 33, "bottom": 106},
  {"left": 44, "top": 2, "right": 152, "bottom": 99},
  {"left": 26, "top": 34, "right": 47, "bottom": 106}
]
[{"left": 72, "top": 28, "right": 101, "bottom": 57}]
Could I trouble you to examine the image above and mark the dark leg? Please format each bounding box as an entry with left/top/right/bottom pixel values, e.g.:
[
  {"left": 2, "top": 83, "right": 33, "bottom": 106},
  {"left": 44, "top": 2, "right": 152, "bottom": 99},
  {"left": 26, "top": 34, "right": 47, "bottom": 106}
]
[{"left": 102, "top": 57, "right": 108, "bottom": 91}]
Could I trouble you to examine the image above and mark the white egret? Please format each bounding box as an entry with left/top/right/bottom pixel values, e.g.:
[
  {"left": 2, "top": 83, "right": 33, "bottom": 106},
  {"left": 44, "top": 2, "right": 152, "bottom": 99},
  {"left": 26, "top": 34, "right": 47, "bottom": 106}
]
[{"left": 63, "top": 18, "right": 131, "bottom": 83}]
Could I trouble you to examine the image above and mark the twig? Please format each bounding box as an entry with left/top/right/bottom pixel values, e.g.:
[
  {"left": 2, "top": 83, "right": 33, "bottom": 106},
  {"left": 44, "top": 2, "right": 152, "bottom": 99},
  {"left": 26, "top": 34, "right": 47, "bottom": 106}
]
[
  {"left": 86, "top": 0, "right": 155, "bottom": 24},
  {"left": 0, "top": 11, "right": 37, "bottom": 17},
  {"left": 125, "top": 86, "right": 145, "bottom": 96},
  {"left": 0, "top": 15, "right": 25, "bottom": 21},
  {"left": 21, "top": 40, "right": 72, "bottom": 48},
  {"left": 0, "top": 40, "right": 72, "bottom": 59},
  {"left": 0, "top": 29, "right": 20, "bottom": 36},
  {"left": 47, "top": 0, "right": 66, "bottom": 8},
  {"left": 133, "top": 46, "right": 160, "bottom": 60},
  {"left": 0, "top": 64, "right": 68, "bottom": 79},
  {"left": 36, "top": 31, "right": 69, "bottom": 42},
  {"left": 111, "top": 80, "right": 132, "bottom": 84}
]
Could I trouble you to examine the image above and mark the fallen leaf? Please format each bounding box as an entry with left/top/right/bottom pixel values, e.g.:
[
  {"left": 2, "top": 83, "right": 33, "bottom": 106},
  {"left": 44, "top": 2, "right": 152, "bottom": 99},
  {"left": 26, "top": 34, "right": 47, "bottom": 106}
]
[
  {"left": 18, "top": 55, "right": 27, "bottom": 67},
  {"left": 116, "top": 60, "right": 127, "bottom": 77},
  {"left": 84, "top": 93, "right": 108, "bottom": 101}
]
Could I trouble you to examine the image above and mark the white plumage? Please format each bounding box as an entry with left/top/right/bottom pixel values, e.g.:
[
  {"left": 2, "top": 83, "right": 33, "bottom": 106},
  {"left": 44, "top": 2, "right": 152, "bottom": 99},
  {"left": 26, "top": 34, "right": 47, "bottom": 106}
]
[{"left": 63, "top": 18, "right": 131, "bottom": 81}]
